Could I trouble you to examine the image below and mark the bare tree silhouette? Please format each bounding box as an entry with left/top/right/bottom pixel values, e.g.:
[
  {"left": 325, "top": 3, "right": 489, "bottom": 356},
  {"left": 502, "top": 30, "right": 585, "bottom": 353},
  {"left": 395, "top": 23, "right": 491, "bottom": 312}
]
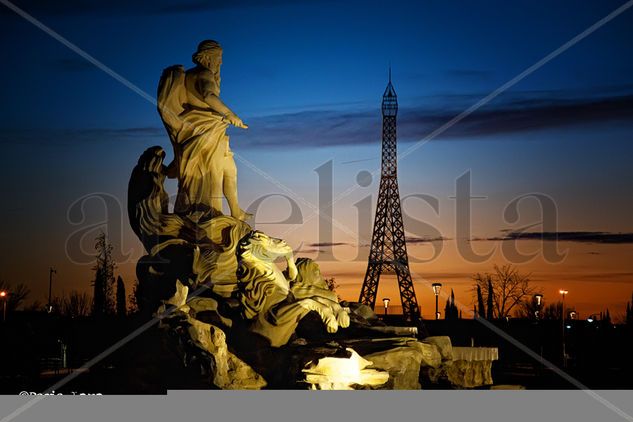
[
  {"left": 0, "top": 280, "right": 30, "bottom": 312},
  {"left": 472, "top": 265, "right": 535, "bottom": 319}
]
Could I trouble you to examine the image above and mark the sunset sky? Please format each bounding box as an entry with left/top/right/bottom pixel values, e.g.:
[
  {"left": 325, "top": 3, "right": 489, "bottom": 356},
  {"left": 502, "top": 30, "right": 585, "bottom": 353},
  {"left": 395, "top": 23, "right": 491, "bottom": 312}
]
[{"left": 0, "top": 0, "right": 631, "bottom": 319}]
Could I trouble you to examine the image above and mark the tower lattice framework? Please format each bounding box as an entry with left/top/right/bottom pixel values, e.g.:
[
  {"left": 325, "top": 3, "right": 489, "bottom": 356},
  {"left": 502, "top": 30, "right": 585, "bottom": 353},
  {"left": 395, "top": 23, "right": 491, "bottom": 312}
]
[{"left": 359, "top": 71, "right": 420, "bottom": 321}]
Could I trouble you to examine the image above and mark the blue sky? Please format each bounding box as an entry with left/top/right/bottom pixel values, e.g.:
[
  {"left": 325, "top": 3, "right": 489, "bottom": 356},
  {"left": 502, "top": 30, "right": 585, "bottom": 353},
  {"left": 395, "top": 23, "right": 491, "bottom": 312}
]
[{"left": 0, "top": 0, "right": 631, "bottom": 315}]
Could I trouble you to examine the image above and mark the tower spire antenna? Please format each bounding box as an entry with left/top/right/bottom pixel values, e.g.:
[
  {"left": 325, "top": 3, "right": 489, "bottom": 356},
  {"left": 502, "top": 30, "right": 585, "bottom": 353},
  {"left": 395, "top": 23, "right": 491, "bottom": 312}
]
[{"left": 388, "top": 63, "right": 392, "bottom": 83}]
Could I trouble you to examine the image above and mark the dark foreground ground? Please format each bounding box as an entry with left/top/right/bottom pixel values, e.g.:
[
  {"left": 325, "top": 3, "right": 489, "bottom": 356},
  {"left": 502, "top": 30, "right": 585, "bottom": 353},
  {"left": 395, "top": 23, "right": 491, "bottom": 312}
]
[{"left": 2, "top": 312, "right": 632, "bottom": 393}]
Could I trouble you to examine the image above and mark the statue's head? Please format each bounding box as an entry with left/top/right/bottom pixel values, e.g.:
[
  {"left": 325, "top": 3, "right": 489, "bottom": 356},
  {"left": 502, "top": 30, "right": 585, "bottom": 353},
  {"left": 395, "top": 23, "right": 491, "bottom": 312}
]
[
  {"left": 237, "top": 230, "right": 293, "bottom": 263},
  {"left": 192, "top": 40, "right": 223, "bottom": 72},
  {"left": 291, "top": 258, "right": 328, "bottom": 289}
]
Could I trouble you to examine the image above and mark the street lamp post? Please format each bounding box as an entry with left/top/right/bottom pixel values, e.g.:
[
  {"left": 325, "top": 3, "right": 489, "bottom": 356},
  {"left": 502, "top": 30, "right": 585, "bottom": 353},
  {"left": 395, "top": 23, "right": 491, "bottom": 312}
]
[
  {"left": 47, "top": 267, "right": 57, "bottom": 314},
  {"left": 432, "top": 283, "right": 442, "bottom": 320},
  {"left": 382, "top": 298, "right": 390, "bottom": 316},
  {"left": 559, "top": 289, "right": 568, "bottom": 367},
  {"left": 534, "top": 293, "right": 543, "bottom": 319},
  {"left": 533, "top": 293, "right": 544, "bottom": 370},
  {"left": 0, "top": 291, "right": 7, "bottom": 322}
]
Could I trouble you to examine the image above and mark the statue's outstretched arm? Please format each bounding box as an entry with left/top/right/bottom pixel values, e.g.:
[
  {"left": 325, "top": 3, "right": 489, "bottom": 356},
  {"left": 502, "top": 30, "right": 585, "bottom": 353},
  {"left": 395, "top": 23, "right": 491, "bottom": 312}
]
[{"left": 197, "top": 73, "right": 248, "bottom": 129}]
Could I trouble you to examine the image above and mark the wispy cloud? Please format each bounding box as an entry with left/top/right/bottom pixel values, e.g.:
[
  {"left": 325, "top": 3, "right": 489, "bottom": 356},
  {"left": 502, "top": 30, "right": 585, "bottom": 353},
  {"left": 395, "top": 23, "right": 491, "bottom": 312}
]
[
  {"left": 405, "top": 236, "right": 449, "bottom": 244},
  {"left": 3, "top": 90, "right": 632, "bottom": 147},
  {"left": 307, "top": 242, "right": 350, "bottom": 247},
  {"left": 0, "top": 127, "right": 164, "bottom": 145},
  {"left": 235, "top": 92, "right": 633, "bottom": 149},
  {"left": 481, "top": 231, "right": 633, "bottom": 244},
  {"left": 294, "top": 247, "right": 323, "bottom": 254}
]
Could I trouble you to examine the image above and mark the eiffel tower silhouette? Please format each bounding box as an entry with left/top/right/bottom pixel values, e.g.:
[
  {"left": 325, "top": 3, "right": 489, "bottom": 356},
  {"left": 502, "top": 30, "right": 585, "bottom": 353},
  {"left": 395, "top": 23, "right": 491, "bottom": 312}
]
[{"left": 359, "top": 69, "right": 420, "bottom": 321}]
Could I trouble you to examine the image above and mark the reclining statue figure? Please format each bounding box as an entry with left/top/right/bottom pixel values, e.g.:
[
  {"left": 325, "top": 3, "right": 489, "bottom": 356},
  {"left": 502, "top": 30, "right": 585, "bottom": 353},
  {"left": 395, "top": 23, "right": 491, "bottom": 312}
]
[{"left": 237, "top": 231, "right": 350, "bottom": 347}]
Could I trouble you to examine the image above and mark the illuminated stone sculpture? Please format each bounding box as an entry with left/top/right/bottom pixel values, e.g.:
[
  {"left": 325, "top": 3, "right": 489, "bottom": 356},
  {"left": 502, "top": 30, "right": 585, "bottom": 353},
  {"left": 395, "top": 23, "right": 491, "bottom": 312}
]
[
  {"left": 128, "top": 144, "right": 251, "bottom": 309},
  {"left": 128, "top": 40, "right": 351, "bottom": 361},
  {"left": 236, "top": 232, "right": 350, "bottom": 347},
  {"left": 157, "top": 39, "right": 250, "bottom": 221},
  {"left": 125, "top": 40, "right": 498, "bottom": 391},
  {"left": 303, "top": 348, "right": 389, "bottom": 390}
]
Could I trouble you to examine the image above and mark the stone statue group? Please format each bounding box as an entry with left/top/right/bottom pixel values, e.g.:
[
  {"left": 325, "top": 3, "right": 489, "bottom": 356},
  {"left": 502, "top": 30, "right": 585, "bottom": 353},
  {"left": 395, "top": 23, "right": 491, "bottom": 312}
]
[{"left": 128, "top": 40, "right": 350, "bottom": 348}]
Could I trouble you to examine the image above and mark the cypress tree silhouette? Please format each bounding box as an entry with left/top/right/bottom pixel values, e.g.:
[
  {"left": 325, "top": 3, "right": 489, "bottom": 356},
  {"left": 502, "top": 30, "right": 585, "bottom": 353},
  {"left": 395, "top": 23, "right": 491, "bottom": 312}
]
[
  {"left": 486, "top": 279, "right": 494, "bottom": 320},
  {"left": 92, "top": 232, "right": 116, "bottom": 317},
  {"left": 116, "top": 276, "right": 127, "bottom": 317},
  {"left": 477, "top": 284, "right": 486, "bottom": 319},
  {"left": 444, "top": 289, "right": 459, "bottom": 320}
]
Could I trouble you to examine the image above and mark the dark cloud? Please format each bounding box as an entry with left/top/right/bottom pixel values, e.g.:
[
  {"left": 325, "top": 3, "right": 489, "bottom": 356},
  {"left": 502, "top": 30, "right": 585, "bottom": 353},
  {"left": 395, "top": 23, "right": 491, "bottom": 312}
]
[
  {"left": 482, "top": 231, "right": 633, "bottom": 244},
  {"left": 232, "top": 93, "right": 633, "bottom": 149},
  {"left": 406, "top": 236, "right": 449, "bottom": 244},
  {"left": 441, "top": 95, "right": 633, "bottom": 138},
  {"left": 307, "top": 242, "right": 349, "bottom": 247},
  {"left": 82, "top": 127, "right": 164, "bottom": 137},
  {"left": 294, "top": 248, "right": 323, "bottom": 254},
  {"left": 0, "top": 127, "right": 164, "bottom": 145},
  {"left": 3, "top": 91, "right": 632, "bottom": 147}
]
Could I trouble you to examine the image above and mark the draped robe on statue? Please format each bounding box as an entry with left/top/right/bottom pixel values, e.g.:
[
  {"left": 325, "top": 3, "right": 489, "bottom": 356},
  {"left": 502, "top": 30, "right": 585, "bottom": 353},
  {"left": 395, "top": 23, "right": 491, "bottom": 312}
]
[{"left": 158, "top": 65, "right": 233, "bottom": 219}]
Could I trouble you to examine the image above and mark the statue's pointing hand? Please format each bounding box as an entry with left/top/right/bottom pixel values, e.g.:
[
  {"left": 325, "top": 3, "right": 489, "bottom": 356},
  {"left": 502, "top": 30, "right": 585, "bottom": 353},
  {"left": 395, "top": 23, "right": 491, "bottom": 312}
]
[{"left": 226, "top": 112, "right": 248, "bottom": 129}]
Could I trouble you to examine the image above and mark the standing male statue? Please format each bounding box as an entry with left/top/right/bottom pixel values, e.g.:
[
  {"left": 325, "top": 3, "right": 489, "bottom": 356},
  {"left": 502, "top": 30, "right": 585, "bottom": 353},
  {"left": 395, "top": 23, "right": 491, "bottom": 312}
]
[{"left": 157, "top": 40, "right": 250, "bottom": 221}]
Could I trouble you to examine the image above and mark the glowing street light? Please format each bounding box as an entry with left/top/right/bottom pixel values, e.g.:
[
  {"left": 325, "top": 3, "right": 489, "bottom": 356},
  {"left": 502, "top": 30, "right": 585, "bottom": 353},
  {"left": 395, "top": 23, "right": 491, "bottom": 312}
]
[
  {"left": 382, "top": 298, "right": 390, "bottom": 315},
  {"left": 0, "top": 290, "right": 7, "bottom": 322},
  {"left": 432, "top": 283, "right": 442, "bottom": 320}
]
